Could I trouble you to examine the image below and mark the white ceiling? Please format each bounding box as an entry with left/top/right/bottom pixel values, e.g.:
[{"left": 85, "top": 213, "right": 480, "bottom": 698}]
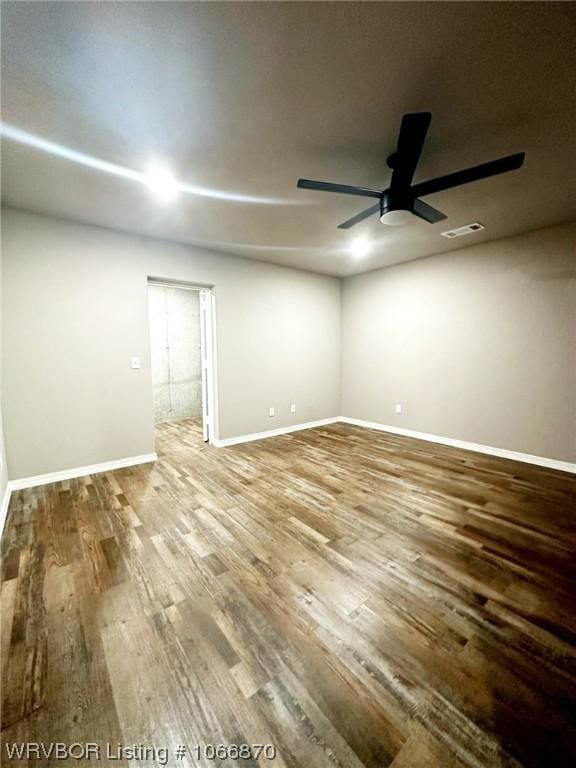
[{"left": 1, "top": 1, "right": 575, "bottom": 277}]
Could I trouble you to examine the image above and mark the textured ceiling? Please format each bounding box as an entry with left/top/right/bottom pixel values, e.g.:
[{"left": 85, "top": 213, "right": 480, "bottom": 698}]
[{"left": 1, "top": 1, "right": 575, "bottom": 276}]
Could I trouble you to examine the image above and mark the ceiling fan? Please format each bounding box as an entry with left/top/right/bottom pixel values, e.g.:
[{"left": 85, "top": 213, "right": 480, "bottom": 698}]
[{"left": 297, "top": 112, "right": 525, "bottom": 229}]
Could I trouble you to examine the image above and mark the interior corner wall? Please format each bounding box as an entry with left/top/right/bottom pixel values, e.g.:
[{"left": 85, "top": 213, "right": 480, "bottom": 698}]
[
  {"left": 1, "top": 208, "right": 341, "bottom": 479},
  {"left": 341, "top": 222, "right": 576, "bottom": 464},
  {"left": 2, "top": 208, "right": 574, "bottom": 482}
]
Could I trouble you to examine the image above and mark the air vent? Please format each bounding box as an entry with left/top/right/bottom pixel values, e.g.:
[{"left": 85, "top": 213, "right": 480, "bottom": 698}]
[{"left": 441, "top": 222, "right": 485, "bottom": 238}]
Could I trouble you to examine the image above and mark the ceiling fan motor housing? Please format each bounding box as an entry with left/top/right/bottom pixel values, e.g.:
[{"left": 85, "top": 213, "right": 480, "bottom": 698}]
[
  {"left": 297, "top": 112, "right": 525, "bottom": 230},
  {"left": 380, "top": 193, "right": 415, "bottom": 225}
]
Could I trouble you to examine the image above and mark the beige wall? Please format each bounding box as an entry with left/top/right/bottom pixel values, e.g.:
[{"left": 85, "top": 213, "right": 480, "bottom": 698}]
[
  {"left": 1, "top": 209, "right": 341, "bottom": 478},
  {"left": 342, "top": 222, "right": 576, "bottom": 463},
  {"left": 2, "top": 209, "right": 574, "bottom": 481},
  {"left": 0, "top": 242, "right": 9, "bottom": 528}
]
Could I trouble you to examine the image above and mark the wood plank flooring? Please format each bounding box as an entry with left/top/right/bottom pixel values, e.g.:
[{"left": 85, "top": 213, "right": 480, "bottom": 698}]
[{"left": 1, "top": 420, "right": 575, "bottom": 767}]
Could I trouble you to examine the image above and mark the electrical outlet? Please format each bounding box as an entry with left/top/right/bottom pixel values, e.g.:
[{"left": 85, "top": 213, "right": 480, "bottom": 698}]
[
  {"left": 395, "top": 403, "right": 403, "bottom": 414},
  {"left": 290, "top": 404, "right": 296, "bottom": 414},
  {"left": 269, "top": 407, "right": 275, "bottom": 417}
]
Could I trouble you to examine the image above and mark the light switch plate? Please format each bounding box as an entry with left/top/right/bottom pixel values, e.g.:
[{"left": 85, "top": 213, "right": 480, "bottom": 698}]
[
  {"left": 395, "top": 403, "right": 403, "bottom": 414},
  {"left": 131, "top": 356, "right": 141, "bottom": 369},
  {"left": 290, "top": 404, "right": 296, "bottom": 413},
  {"left": 268, "top": 407, "right": 275, "bottom": 417}
]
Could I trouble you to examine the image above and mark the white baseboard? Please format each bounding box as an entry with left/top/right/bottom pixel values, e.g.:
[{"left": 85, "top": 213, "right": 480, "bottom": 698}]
[
  {"left": 0, "top": 453, "right": 157, "bottom": 538},
  {"left": 1, "top": 484, "right": 12, "bottom": 539},
  {"left": 213, "top": 417, "right": 340, "bottom": 448},
  {"left": 8, "top": 453, "right": 158, "bottom": 491},
  {"left": 339, "top": 417, "right": 576, "bottom": 474},
  {"left": 214, "top": 416, "right": 575, "bottom": 473},
  {"left": 2, "top": 414, "right": 572, "bottom": 540}
]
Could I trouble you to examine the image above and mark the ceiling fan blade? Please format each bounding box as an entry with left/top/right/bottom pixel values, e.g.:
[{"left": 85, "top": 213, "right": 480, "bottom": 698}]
[
  {"left": 413, "top": 199, "right": 447, "bottom": 223},
  {"left": 410, "top": 152, "right": 525, "bottom": 199},
  {"left": 337, "top": 202, "right": 381, "bottom": 230},
  {"left": 297, "top": 178, "right": 381, "bottom": 199},
  {"left": 389, "top": 112, "right": 432, "bottom": 193}
]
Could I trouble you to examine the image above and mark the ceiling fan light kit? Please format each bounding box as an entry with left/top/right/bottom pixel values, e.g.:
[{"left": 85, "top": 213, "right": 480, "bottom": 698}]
[
  {"left": 380, "top": 209, "right": 414, "bottom": 226},
  {"left": 297, "top": 112, "right": 525, "bottom": 231}
]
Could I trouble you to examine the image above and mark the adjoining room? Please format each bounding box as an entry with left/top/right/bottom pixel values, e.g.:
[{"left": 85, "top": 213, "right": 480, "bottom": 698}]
[
  {"left": 1, "top": 2, "right": 575, "bottom": 767},
  {"left": 148, "top": 280, "right": 216, "bottom": 444}
]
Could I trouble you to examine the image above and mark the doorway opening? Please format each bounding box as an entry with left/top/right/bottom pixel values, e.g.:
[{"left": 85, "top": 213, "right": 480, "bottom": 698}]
[{"left": 147, "top": 279, "right": 216, "bottom": 444}]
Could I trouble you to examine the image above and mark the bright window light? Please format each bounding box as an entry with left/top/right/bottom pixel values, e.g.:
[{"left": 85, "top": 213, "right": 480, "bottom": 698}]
[
  {"left": 351, "top": 237, "right": 370, "bottom": 258},
  {"left": 145, "top": 166, "right": 179, "bottom": 202}
]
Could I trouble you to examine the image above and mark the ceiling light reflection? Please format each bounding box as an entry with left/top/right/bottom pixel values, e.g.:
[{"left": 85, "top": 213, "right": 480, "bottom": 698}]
[
  {"left": 351, "top": 236, "right": 370, "bottom": 258},
  {"left": 0, "top": 123, "right": 301, "bottom": 205},
  {"left": 145, "top": 166, "right": 179, "bottom": 202}
]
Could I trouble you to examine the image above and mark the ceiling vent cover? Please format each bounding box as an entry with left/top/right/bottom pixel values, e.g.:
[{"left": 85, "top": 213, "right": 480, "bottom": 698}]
[{"left": 441, "top": 222, "right": 485, "bottom": 238}]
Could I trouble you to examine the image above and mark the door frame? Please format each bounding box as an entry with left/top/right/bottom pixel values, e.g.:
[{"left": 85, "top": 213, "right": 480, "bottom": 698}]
[
  {"left": 147, "top": 277, "right": 219, "bottom": 444},
  {"left": 199, "top": 287, "right": 216, "bottom": 443}
]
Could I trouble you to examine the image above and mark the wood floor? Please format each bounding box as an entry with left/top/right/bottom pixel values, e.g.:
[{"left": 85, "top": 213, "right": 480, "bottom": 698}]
[{"left": 1, "top": 420, "right": 575, "bottom": 767}]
